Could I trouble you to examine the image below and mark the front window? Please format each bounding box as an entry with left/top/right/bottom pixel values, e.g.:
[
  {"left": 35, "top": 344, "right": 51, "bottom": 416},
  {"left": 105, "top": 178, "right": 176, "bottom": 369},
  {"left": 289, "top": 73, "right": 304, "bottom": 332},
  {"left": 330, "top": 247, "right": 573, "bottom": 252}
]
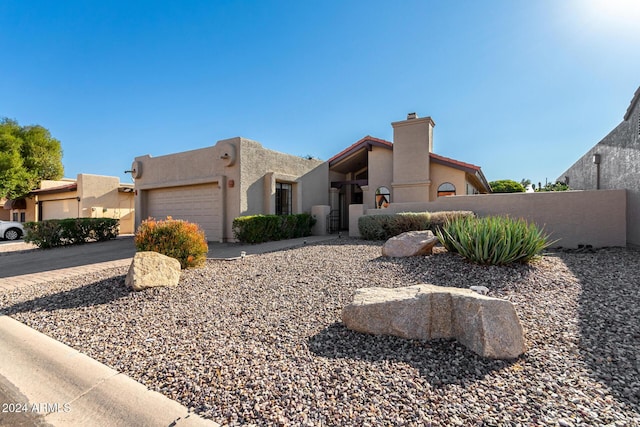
[
  {"left": 375, "top": 186, "right": 391, "bottom": 209},
  {"left": 437, "top": 182, "right": 456, "bottom": 197},
  {"left": 276, "top": 182, "right": 292, "bottom": 215}
]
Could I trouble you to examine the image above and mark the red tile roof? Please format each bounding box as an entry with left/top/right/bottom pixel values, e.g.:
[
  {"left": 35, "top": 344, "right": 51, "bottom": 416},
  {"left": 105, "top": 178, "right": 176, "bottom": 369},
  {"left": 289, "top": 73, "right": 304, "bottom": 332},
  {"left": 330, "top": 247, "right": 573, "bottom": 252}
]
[
  {"left": 328, "top": 135, "right": 393, "bottom": 164},
  {"left": 429, "top": 152, "right": 482, "bottom": 172}
]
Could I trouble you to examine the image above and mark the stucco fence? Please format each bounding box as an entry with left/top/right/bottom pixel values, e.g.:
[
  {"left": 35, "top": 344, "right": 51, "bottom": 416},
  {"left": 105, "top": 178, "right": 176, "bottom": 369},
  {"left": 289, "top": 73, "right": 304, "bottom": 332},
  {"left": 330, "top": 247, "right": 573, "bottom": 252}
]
[{"left": 323, "top": 189, "right": 627, "bottom": 249}]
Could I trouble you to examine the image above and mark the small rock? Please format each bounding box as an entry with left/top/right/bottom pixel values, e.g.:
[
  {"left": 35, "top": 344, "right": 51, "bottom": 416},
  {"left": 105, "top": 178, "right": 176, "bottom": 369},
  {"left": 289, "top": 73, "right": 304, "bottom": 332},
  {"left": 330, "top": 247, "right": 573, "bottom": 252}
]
[{"left": 470, "top": 286, "right": 489, "bottom": 295}]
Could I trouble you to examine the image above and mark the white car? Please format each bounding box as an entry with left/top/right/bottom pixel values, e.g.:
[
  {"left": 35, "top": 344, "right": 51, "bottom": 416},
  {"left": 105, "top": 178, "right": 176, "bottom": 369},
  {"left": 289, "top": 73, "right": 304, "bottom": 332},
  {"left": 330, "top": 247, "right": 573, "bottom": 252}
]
[{"left": 0, "top": 220, "right": 25, "bottom": 241}]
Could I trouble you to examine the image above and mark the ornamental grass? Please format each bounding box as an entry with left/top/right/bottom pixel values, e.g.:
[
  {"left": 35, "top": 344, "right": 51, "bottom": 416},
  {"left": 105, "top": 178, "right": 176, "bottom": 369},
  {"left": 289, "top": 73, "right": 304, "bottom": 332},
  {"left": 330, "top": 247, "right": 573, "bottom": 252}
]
[{"left": 435, "top": 216, "right": 555, "bottom": 265}]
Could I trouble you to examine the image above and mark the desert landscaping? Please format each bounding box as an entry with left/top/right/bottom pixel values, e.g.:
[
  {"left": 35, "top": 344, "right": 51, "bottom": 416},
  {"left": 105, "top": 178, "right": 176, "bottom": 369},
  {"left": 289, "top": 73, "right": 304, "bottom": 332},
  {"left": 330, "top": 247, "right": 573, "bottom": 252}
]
[{"left": 1, "top": 238, "right": 639, "bottom": 426}]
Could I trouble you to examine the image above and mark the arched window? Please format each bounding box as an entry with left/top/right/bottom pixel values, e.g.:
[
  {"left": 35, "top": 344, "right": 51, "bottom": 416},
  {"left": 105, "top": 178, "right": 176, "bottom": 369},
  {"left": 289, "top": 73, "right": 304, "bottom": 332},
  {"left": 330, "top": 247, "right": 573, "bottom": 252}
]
[
  {"left": 437, "top": 182, "right": 456, "bottom": 197},
  {"left": 375, "top": 186, "right": 391, "bottom": 209}
]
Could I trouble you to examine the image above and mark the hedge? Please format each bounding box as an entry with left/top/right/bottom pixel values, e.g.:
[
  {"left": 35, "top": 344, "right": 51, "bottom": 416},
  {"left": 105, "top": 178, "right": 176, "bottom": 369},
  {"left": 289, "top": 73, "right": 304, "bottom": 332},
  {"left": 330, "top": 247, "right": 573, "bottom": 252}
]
[
  {"left": 232, "top": 213, "right": 316, "bottom": 243},
  {"left": 358, "top": 211, "right": 475, "bottom": 240},
  {"left": 24, "top": 218, "right": 119, "bottom": 249}
]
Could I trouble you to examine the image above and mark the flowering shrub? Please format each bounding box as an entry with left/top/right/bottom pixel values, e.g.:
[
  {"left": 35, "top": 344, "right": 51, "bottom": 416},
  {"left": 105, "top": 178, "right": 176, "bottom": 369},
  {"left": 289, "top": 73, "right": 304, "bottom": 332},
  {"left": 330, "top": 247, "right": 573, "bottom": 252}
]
[{"left": 134, "top": 217, "right": 208, "bottom": 268}]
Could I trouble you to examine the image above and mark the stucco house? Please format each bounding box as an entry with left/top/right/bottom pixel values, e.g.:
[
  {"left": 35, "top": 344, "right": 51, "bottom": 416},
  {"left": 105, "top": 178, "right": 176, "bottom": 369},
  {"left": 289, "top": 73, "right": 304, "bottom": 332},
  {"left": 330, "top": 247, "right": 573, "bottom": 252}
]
[
  {"left": 133, "top": 113, "right": 490, "bottom": 241},
  {"left": 328, "top": 113, "right": 490, "bottom": 230},
  {"left": 558, "top": 85, "right": 640, "bottom": 246},
  {"left": 12, "top": 174, "right": 136, "bottom": 234},
  {"left": 132, "top": 137, "right": 328, "bottom": 242}
]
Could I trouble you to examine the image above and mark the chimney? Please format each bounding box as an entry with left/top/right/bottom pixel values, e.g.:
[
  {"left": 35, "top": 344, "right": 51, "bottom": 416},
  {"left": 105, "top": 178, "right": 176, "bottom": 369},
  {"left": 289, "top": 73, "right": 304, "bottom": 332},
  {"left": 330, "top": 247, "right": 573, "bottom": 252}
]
[{"left": 390, "top": 113, "right": 436, "bottom": 203}]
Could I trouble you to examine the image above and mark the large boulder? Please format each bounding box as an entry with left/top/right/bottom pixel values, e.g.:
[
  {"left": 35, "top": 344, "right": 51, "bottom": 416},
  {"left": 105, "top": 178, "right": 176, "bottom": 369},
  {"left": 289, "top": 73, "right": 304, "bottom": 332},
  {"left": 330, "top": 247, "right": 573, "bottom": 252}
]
[
  {"left": 382, "top": 230, "right": 438, "bottom": 257},
  {"left": 342, "top": 284, "right": 525, "bottom": 359},
  {"left": 125, "top": 251, "right": 181, "bottom": 291}
]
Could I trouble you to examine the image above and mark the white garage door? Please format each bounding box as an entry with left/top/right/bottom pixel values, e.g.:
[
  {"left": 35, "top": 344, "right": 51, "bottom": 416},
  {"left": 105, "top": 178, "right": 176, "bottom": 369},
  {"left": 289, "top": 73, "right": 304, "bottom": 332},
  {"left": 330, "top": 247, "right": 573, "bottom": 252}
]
[
  {"left": 145, "top": 183, "right": 221, "bottom": 241},
  {"left": 42, "top": 199, "right": 77, "bottom": 220}
]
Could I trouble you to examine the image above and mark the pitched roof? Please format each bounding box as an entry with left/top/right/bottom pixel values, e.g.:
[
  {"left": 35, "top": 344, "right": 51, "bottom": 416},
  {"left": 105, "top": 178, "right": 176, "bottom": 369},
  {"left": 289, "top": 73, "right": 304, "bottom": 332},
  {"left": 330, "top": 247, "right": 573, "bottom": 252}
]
[
  {"left": 29, "top": 183, "right": 78, "bottom": 195},
  {"left": 328, "top": 135, "right": 393, "bottom": 165},
  {"left": 429, "top": 152, "right": 482, "bottom": 172},
  {"left": 429, "top": 153, "right": 491, "bottom": 193},
  {"left": 624, "top": 86, "right": 640, "bottom": 121}
]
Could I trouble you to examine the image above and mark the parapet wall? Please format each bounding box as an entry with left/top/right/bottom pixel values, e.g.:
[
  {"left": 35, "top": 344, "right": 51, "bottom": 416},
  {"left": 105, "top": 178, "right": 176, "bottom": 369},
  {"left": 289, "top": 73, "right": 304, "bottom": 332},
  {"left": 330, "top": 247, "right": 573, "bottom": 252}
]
[{"left": 358, "top": 189, "right": 627, "bottom": 248}]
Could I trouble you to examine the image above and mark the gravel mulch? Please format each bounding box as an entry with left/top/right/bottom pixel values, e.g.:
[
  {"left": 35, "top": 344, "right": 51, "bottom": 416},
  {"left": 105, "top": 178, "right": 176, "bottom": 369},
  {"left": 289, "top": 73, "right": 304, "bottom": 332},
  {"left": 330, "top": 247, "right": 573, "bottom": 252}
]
[{"left": 1, "top": 239, "right": 639, "bottom": 426}]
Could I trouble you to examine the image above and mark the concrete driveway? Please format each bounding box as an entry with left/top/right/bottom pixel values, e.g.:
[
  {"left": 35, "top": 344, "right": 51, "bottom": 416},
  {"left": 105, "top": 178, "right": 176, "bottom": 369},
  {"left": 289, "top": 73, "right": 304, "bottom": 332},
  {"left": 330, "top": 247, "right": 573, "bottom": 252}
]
[{"left": 0, "top": 237, "right": 136, "bottom": 279}]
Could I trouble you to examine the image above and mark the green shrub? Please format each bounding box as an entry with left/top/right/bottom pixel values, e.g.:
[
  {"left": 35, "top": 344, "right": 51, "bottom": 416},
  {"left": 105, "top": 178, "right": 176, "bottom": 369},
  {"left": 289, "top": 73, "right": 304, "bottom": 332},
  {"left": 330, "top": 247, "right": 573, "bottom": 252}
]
[
  {"left": 428, "top": 211, "right": 475, "bottom": 234},
  {"left": 24, "top": 218, "right": 119, "bottom": 249},
  {"left": 435, "top": 216, "right": 555, "bottom": 265},
  {"left": 232, "top": 213, "right": 316, "bottom": 243},
  {"left": 358, "top": 214, "right": 398, "bottom": 240},
  {"left": 134, "top": 217, "right": 208, "bottom": 269},
  {"left": 489, "top": 179, "right": 525, "bottom": 193},
  {"left": 358, "top": 211, "right": 475, "bottom": 240}
]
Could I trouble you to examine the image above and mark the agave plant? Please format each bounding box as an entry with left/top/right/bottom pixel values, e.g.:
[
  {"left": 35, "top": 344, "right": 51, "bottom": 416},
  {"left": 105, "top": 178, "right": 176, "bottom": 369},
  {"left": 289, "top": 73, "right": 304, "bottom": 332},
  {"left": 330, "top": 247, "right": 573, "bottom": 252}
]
[{"left": 435, "top": 216, "right": 556, "bottom": 265}]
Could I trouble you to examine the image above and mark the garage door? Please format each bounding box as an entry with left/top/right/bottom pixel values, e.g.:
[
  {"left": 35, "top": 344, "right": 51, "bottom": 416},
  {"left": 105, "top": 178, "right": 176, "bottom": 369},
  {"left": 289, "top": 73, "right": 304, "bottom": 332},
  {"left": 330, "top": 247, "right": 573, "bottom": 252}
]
[
  {"left": 41, "top": 199, "right": 77, "bottom": 220},
  {"left": 145, "top": 183, "right": 221, "bottom": 241}
]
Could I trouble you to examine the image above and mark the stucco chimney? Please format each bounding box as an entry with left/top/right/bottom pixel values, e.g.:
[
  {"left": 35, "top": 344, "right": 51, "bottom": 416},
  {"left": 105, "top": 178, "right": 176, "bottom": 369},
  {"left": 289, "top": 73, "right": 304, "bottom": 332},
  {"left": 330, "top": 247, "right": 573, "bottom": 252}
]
[{"left": 390, "top": 113, "right": 436, "bottom": 203}]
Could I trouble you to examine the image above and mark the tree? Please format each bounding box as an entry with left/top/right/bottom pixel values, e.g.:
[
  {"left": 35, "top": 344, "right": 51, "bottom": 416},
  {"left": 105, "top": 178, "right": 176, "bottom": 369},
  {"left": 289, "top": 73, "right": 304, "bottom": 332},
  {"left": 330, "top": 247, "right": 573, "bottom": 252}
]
[
  {"left": 536, "top": 181, "right": 570, "bottom": 192},
  {"left": 489, "top": 179, "right": 525, "bottom": 193},
  {"left": 0, "top": 118, "right": 64, "bottom": 199},
  {"left": 520, "top": 178, "right": 531, "bottom": 188}
]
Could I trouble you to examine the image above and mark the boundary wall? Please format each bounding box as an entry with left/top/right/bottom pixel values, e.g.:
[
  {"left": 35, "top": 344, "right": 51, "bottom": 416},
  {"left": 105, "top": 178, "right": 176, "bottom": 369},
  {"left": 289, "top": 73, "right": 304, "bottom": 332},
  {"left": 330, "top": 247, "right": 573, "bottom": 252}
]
[{"left": 349, "top": 189, "right": 627, "bottom": 248}]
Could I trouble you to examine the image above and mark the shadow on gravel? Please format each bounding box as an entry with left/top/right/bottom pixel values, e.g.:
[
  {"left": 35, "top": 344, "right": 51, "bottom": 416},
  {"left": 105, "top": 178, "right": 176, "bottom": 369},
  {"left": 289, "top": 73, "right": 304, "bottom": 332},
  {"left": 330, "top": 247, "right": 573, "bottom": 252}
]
[
  {"left": 557, "top": 249, "right": 640, "bottom": 412},
  {"left": 0, "top": 275, "right": 131, "bottom": 316},
  {"left": 368, "top": 250, "right": 538, "bottom": 290},
  {"left": 308, "top": 322, "right": 515, "bottom": 387}
]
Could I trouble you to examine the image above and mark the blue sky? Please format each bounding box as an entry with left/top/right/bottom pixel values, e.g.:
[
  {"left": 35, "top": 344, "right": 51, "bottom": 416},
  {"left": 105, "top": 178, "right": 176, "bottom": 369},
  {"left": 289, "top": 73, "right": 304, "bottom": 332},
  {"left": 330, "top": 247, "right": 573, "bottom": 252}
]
[{"left": 2, "top": 0, "right": 639, "bottom": 186}]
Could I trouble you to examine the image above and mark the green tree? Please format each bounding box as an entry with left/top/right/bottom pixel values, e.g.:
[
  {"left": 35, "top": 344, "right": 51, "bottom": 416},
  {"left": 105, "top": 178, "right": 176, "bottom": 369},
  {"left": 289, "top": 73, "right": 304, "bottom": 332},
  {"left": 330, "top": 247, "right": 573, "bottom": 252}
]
[
  {"left": 536, "top": 181, "right": 570, "bottom": 192},
  {"left": 0, "top": 118, "right": 64, "bottom": 199},
  {"left": 489, "top": 179, "right": 525, "bottom": 193}
]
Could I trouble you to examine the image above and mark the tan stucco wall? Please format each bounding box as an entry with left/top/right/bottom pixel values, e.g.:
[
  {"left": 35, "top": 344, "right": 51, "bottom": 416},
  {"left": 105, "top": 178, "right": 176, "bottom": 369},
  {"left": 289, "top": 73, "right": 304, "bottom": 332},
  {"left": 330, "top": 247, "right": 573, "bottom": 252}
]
[
  {"left": 391, "top": 117, "right": 434, "bottom": 203},
  {"left": 429, "top": 163, "right": 466, "bottom": 201},
  {"left": 134, "top": 137, "right": 328, "bottom": 241},
  {"left": 238, "top": 138, "right": 327, "bottom": 216},
  {"left": 39, "top": 179, "right": 75, "bottom": 189},
  {"left": 28, "top": 175, "right": 134, "bottom": 233},
  {"left": 364, "top": 146, "right": 394, "bottom": 209},
  {"left": 361, "top": 190, "right": 626, "bottom": 248},
  {"left": 134, "top": 142, "right": 235, "bottom": 240}
]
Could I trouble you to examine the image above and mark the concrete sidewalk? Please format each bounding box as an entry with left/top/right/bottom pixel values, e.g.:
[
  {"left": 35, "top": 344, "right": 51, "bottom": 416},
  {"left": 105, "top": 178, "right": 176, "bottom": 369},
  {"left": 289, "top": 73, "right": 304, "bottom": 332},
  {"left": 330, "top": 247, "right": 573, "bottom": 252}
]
[
  {"left": 0, "top": 234, "right": 338, "bottom": 426},
  {"left": 0, "top": 315, "right": 217, "bottom": 427}
]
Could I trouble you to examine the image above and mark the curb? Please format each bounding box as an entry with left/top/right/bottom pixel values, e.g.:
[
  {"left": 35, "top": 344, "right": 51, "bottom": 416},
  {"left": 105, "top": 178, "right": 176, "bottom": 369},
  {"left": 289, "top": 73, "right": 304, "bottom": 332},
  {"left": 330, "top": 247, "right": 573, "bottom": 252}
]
[{"left": 0, "top": 315, "right": 218, "bottom": 427}]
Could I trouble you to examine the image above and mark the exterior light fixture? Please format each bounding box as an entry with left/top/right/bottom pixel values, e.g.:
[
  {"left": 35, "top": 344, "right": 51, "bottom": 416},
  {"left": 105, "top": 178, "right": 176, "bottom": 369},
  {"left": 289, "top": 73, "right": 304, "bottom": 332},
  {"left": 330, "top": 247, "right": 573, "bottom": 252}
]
[{"left": 593, "top": 153, "right": 601, "bottom": 190}]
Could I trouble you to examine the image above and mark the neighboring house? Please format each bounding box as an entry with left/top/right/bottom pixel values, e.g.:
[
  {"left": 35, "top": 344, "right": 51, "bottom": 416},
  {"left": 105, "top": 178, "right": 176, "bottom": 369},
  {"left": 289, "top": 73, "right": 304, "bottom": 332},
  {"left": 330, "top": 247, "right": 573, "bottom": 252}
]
[
  {"left": 132, "top": 137, "right": 328, "bottom": 242},
  {"left": 328, "top": 113, "right": 490, "bottom": 230},
  {"left": 133, "top": 113, "right": 490, "bottom": 241},
  {"left": 558, "top": 85, "right": 640, "bottom": 246},
  {"left": 14, "top": 174, "right": 136, "bottom": 234},
  {"left": 1, "top": 198, "right": 16, "bottom": 221}
]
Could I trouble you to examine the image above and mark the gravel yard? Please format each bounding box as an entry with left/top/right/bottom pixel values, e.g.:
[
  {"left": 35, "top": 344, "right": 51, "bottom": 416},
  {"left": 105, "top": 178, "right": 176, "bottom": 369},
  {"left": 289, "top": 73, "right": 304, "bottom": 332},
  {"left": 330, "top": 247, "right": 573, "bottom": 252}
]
[{"left": 1, "top": 239, "right": 639, "bottom": 426}]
